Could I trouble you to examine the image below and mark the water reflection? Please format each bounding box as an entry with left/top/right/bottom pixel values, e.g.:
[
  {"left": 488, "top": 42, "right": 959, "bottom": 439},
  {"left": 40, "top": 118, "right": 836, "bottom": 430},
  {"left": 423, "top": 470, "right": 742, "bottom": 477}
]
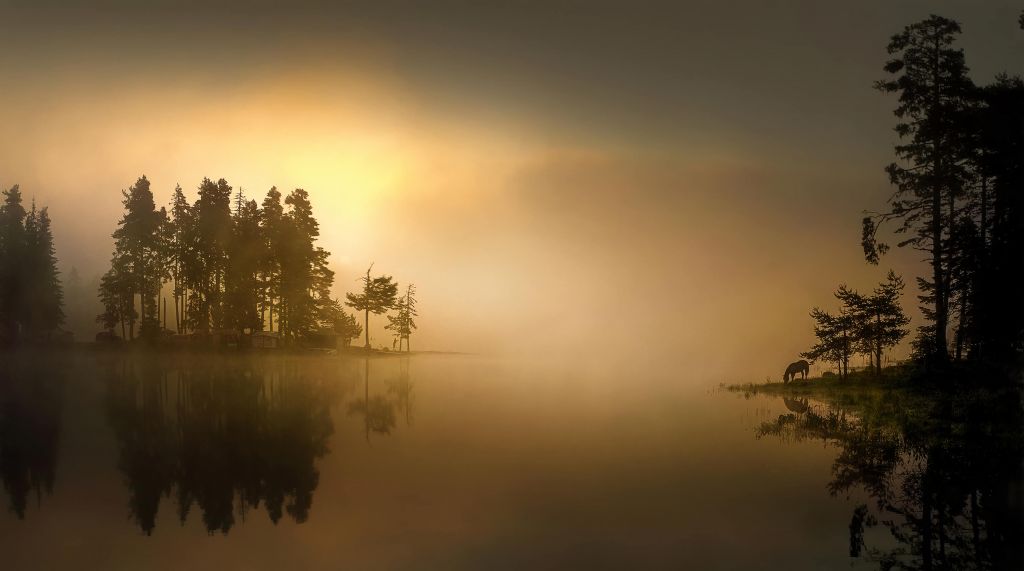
[
  {"left": 347, "top": 358, "right": 415, "bottom": 441},
  {"left": 103, "top": 358, "right": 341, "bottom": 535},
  {"left": 0, "top": 357, "right": 63, "bottom": 519},
  {"left": 756, "top": 387, "right": 1023, "bottom": 570}
]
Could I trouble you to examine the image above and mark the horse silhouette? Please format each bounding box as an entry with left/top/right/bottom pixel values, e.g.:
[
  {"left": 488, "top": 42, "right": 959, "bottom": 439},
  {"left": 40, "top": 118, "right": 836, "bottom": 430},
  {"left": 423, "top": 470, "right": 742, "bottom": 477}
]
[{"left": 783, "top": 360, "right": 809, "bottom": 383}]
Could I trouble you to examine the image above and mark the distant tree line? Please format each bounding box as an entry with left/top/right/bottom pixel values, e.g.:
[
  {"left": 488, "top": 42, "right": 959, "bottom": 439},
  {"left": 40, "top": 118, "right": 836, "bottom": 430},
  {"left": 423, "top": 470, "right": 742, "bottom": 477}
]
[
  {"left": 98, "top": 176, "right": 419, "bottom": 350},
  {"left": 861, "top": 14, "right": 1024, "bottom": 372},
  {"left": 0, "top": 185, "right": 63, "bottom": 343}
]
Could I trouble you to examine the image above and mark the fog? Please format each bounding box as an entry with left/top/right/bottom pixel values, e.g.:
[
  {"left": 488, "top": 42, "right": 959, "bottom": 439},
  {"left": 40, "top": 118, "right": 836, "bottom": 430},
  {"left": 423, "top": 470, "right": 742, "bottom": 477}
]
[{"left": 0, "top": 1, "right": 1020, "bottom": 381}]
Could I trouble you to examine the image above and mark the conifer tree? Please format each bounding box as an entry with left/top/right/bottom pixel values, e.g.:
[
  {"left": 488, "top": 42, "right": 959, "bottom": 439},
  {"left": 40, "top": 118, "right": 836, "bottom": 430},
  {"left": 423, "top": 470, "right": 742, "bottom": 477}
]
[
  {"left": 259, "top": 187, "right": 284, "bottom": 332},
  {"left": 386, "top": 284, "right": 418, "bottom": 352},
  {"left": 0, "top": 185, "right": 28, "bottom": 338},
  {"left": 224, "top": 198, "right": 262, "bottom": 333},
  {"left": 346, "top": 265, "right": 398, "bottom": 350},
  {"left": 106, "top": 175, "right": 163, "bottom": 340},
  {"left": 863, "top": 16, "right": 977, "bottom": 362},
  {"left": 168, "top": 185, "right": 194, "bottom": 333},
  {"left": 23, "top": 206, "right": 63, "bottom": 336},
  {"left": 191, "top": 178, "right": 232, "bottom": 331},
  {"left": 859, "top": 272, "right": 911, "bottom": 375}
]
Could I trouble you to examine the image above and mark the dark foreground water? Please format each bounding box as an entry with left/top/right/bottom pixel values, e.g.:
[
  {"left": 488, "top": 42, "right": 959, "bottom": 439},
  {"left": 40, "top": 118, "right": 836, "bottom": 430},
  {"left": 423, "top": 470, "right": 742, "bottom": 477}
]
[{"left": 0, "top": 351, "right": 1019, "bottom": 570}]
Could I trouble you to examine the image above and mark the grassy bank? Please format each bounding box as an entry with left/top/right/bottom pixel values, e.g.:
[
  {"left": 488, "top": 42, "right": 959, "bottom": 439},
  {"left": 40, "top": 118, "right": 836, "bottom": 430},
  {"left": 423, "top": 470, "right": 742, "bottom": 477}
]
[{"left": 726, "top": 366, "right": 915, "bottom": 399}]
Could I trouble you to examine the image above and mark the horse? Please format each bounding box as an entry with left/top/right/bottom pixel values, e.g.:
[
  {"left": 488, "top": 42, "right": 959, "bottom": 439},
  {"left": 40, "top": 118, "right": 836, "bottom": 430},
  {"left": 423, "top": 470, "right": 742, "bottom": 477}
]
[{"left": 783, "top": 360, "right": 809, "bottom": 383}]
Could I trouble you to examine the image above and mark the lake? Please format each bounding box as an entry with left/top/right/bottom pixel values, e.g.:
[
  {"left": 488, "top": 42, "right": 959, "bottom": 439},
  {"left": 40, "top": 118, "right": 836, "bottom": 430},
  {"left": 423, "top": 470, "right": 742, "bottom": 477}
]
[{"left": 0, "top": 351, "right": 1019, "bottom": 570}]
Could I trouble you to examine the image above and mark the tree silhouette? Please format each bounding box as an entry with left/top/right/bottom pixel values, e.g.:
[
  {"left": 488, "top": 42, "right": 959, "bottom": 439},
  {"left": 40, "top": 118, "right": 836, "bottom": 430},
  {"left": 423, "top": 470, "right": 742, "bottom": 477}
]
[
  {"left": 858, "top": 272, "right": 911, "bottom": 375},
  {"left": 0, "top": 185, "right": 65, "bottom": 342},
  {"left": 386, "top": 283, "right": 418, "bottom": 352},
  {"left": 802, "top": 304, "right": 856, "bottom": 380},
  {"left": 109, "top": 176, "right": 165, "bottom": 340},
  {"left": 277, "top": 189, "right": 334, "bottom": 342},
  {"left": 967, "top": 75, "right": 1024, "bottom": 366},
  {"left": 864, "top": 16, "right": 976, "bottom": 363},
  {"left": 192, "top": 178, "right": 233, "bottom": 331},
  {"left": 259, "top": 187, "right": 285, "bottom": 333},
  {"left": 0, "top": 185, "right": 29, "bottom": 341},
  {"left": 23, "top": 204, "right": 63, "bottom": 337},
  {"left": 168, "top": 185, "right": 192, "bottom": 333},
  {"left": 97, "top": 179, "right": 343, "bottom": 346},
  {"left": 345, "top": 265, "right": 398, "bottom": 350},
  {"left": 224, "top": 196, "right": 262, "bottom": 334},
  {"left": 320, "top": 298, "right": 362, "bottom": 347}
]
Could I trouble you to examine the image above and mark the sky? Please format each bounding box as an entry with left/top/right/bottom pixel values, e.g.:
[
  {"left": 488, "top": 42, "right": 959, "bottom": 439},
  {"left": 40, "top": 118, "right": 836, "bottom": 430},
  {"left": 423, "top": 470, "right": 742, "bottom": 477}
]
[{"left": 0, "top": 1, "right": 1021, "bottom": 380}]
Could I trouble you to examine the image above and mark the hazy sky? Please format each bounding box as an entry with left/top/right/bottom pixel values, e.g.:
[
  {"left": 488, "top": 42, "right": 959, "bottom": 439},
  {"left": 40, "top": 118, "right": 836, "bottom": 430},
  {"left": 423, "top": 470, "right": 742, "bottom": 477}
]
[{"left": 0, "top": 1, "right": 1021, "bottom": 379}]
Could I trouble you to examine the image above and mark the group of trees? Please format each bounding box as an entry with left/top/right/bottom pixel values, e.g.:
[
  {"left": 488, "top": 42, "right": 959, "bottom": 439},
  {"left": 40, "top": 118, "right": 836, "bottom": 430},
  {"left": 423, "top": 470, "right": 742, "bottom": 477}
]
[
  {"left": 344, "top": 264, "right": 418, "bottom": 351},
  {"left": 96, "top": 177, "right": 419, "bottom": 350},
  {"left": 862, "top": 14, "right": 1024, "bottom": 369},
  {"left": 0, "top": 185, "right": 63, "bottom": 342},
  {"left": 803, "top": 272, "right": 911, "bottom": 380},
  {"left": 99, "top": 177, "right": 341, "bottom": 343}
]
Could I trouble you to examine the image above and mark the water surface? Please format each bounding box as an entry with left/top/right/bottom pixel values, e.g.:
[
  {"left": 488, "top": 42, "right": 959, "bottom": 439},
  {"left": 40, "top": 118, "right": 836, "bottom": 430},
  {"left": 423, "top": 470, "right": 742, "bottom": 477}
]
[{"left": 0, "top": 352, "right": 1018, "bottom": 569}]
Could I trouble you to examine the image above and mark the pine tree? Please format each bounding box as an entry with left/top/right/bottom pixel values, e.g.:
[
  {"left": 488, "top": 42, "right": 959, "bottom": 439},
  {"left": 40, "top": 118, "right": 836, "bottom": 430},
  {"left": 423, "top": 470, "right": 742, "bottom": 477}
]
[
  {"left": 105, "top": 176, "right": 163, "bottom": 340},
  {"left": 259, "top": 187, "right": 284, "bottom": 332},
  {"left": 277, "top": 189, "right": 330, "bottom": 341},
  {"left": 345, "top": 265, "right": 398, "bottom": 350},
  {"left": 224, "top": 199, "right": 262, "bottom": 333},
  {"left": 860, "top": 272, "right": 911, "bottom": 375},
  {"left": 802, "top": 285, "right": 863, "bottom": 380},
  {"left": 191, "top": 178, "right": 233, "bottom": 331},
  {"left": 969, "top": 75, "right": 1024, "bottom": 365},
  {"left": 864, "top": 16, "right": 977, "bottom": 362},
  {"left": 24, "top": 206, "right": 64, "bottom": 336},
  {"left": 168, "top": 185, "right": 194, "bottom": 333},
  {"left": 0, "top": 185, "right": 28, "bottom": 338},
  {"left": 385, "top": 283, "right": 418, "bottom": 352},
  {"left": 320, "top": 298, "right": 362, "bottom": 347}
]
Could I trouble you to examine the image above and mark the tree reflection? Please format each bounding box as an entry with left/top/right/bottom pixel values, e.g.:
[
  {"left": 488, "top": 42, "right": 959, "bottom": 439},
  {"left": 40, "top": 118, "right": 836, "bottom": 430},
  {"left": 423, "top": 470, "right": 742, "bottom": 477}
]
[
  {"left": 347, "top": 358, "right": 403, "bottom": 442},
  {"left": 757, "top": 388, "right": 1023, "bottom": 570},
  {"left": 0, "top": 356, "right": 64, "bottom": 519},
  {"left": 387, "top": 358, "right": 414, "bottom": 427},
  {"left": 104, "top": 358, "right": 339, "bottom": 535}
]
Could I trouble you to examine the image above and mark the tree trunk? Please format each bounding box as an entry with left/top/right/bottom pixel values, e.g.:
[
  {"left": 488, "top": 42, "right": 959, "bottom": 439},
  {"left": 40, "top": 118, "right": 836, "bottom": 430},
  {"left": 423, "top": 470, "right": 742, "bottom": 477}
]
[
  {"left": 930, "top": 41, "right": 948, "bottom": 365},
  {"left": 365, "top": 308, "right": 370, "bottom": 350},
  {"left": 932, "top": 180, "right": 947, "bottom": 362},
  {"left": 875, "top": 344, "right": 883, "bottom": 377},
  {"left": 958, "top": 288, "right": 969, "bottom": 361}
]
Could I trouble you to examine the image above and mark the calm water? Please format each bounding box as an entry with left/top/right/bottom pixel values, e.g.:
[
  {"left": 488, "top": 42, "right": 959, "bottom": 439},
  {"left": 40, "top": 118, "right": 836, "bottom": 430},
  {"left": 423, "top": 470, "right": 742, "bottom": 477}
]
[{"left": 0, "top": 351, "right": 1019, "bottom": 570}]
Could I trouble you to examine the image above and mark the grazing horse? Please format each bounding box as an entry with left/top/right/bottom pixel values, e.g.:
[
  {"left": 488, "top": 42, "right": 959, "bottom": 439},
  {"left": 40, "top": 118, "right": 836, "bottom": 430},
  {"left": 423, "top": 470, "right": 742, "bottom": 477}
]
[{"left": 783, "top": 360, "right": 809, "bottom": 383}]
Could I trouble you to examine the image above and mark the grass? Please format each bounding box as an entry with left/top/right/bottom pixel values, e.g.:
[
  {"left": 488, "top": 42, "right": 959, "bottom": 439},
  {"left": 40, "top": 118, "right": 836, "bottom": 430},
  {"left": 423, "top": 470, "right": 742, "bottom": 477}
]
[{"left": 726, "top": 365, "right": 915, "bottom": 400}]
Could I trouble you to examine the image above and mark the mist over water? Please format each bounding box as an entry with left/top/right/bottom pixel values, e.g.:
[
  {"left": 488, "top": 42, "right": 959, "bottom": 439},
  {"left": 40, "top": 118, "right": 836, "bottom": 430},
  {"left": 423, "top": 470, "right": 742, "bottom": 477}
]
[
  {"left": 0, "top": 351, "right": 871, "bottom": 569},
  {"left": 0, "top": 3, "right": 1021, "bottom": 569},
  {"left": 3, "top": 2, "right": 1019, "bottom": 382}
]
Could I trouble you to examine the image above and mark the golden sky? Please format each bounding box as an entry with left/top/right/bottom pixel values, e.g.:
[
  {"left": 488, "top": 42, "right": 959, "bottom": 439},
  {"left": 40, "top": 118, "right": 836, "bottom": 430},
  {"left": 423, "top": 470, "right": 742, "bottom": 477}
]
[{"left": 0, "top": 1, "right": 1020, "bottom": 379}]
